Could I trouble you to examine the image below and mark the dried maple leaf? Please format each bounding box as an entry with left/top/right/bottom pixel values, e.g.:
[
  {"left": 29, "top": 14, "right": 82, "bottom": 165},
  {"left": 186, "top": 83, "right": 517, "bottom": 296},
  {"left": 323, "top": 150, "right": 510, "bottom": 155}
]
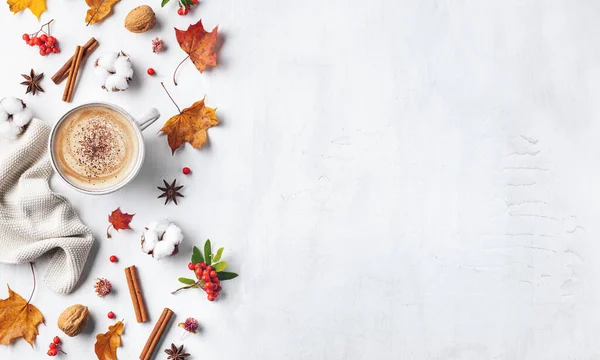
[
  {"left": 0, "top": 286, "right": 44, "bottom": 347},
  {"left": 6, "top": 0, "right": 46, "bottom": 19},
  {"left": 107, "top": 207, "right": 135, "bottom": 238},
  {"left": 159, "top": 83, "right": 219, "bottom": 154},
  {"left": 85, "top": 0, "right": 120, "bottom": 26},
  {"left": 94, "top": 320, "right": 124, "bottom": 360},
  {"left": 173, "top": 19, "right": 218, "bottom": 85}
]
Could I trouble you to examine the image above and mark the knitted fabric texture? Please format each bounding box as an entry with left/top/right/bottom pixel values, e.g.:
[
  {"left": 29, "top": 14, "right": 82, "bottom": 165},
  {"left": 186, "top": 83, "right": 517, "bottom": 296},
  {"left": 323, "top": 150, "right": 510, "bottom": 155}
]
[{"left": 0, "top": 119, "right": 94, "bottom": 294}]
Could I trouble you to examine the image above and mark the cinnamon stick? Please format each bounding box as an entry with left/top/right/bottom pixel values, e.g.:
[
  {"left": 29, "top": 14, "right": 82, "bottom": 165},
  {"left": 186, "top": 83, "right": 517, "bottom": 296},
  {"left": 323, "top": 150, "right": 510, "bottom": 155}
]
[
  {"left": 125, "top": 267, "right": 142, "bottom": 322},
  {"left": 125, "top": 265, "right": 149, "bottom": 323},
  {"left": 139, "top": 308, "right": 173, "bottom": 360},
  {"left": 52, "top": 37, "right": 98, "bottom": 84},
  {"left": 63, "top": 45, "right": 83, "bottom": 103}
]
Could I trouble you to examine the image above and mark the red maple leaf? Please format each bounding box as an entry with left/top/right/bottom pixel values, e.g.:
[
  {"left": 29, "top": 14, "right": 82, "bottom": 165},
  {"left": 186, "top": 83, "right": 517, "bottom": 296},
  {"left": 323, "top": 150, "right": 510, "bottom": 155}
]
[
  {"left": 106, "top": 208, "right": 134, "bottom": 238},
  {"left": 173, "top": 19, "right": 218, "bottom": 85}
]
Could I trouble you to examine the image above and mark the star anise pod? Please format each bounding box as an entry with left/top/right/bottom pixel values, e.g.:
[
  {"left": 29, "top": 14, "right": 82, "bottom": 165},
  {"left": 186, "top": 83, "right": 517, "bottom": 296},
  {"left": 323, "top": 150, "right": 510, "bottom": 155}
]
[
  {"left": 164, "top": 343, "right": 190, "bottom": 360},
  {"left": 20, "top": 69, "right": 44, "bottom": 95},
  {"left": 158, "top": 179, "right": 184, "bottom": 205}
]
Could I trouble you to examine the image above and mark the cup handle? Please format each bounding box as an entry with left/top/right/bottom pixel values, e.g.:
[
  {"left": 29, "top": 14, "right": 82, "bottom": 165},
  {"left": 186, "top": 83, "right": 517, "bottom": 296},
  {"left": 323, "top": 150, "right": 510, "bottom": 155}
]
[{"left": 134, "top": 108, "right": 161, "bottom": 131}]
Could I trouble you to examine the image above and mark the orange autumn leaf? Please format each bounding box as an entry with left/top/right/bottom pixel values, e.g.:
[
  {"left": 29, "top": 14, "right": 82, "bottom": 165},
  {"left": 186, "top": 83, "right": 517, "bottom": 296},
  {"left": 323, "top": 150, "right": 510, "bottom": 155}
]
[
  {"left": 6, "top": 0, "right": 46, "bottom": 19},
  {"left": 85, "top": 0, "right": 120, "bottom": 26},
  {"left": 107, "top": 208, "right": 134, "bottom": 238},
  {"left": 173, "top": 19, "right": 218, "bottom": 83},
  {"left": 0, "top": 286, "right": 44, "bottom": 347},
  {"left": 160, "top": 96, "right": 219, "bottom": 154},
  {"left": 94, "top": 320, "right": 124, "bottom": 360}
]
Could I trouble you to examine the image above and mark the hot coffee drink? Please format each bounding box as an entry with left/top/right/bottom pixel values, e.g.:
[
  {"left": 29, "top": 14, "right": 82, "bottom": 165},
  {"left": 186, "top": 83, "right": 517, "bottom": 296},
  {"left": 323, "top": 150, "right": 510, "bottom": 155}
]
[{"left": 51, "top": 105, "right": 140, "bottom": 192}]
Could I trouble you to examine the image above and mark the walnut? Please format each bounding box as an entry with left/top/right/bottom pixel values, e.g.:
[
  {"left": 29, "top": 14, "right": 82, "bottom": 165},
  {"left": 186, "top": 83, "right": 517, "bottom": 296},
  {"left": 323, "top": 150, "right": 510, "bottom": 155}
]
[
  {"left": 57, "top": 304, "right": 89, "bottom": 337},
  {"left": 124, "top": 5, "right": 156, "bottom": 33}
]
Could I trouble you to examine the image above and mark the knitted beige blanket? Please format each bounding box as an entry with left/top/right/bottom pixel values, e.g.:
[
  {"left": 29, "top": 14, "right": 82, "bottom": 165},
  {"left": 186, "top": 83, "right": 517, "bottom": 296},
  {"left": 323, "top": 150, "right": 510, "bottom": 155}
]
[{"left": 0, "top": 119, "right": 94, "bottom": 294}]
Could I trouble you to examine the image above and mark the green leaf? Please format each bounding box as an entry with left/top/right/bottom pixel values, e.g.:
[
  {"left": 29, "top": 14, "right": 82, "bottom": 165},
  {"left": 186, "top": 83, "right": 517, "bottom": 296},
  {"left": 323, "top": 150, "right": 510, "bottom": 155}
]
[
  {"left": 212, "top": 247, "right": 224, "bottom": 263},
  {"left": 161, "top": 0, "right": 170, "bottom": 7},
  {"left": 217, "top": 272, "right": 238, "bottom": 281},
  {"left": 178, "top": 277, "right": 196, "bottom": 285},
  {"left": 204, "top": 239, "right": 212, "bottom": 266},
  {"left": 192, "top": 246, "right": 204, "bottom": 264},
  {"left": 213, "top": 262, "right": 228, "bottom": 272}
]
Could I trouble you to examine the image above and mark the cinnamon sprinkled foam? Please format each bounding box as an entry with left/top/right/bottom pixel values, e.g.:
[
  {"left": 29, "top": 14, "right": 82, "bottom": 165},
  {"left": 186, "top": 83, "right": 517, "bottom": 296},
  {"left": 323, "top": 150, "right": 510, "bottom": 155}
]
[{"left": 52, "top": 105, "right": 140, "bottom": 192}]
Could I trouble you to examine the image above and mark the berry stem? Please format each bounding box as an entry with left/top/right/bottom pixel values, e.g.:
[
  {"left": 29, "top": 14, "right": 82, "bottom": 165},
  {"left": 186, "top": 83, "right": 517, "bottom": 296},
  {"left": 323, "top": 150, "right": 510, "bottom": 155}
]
[
  {"left": 161, "top": 82, "right": 182, "bottom": 114},
  {"left": 171, "top": 281, "right": 201, "bottom": 294},
  {"left": 172, "top": 55, "right": 190, "bottom": 86},
  {"left": 29, "top": 19, "right": 54, "bottom": 37},
  {"left": 59, "top": 349, "right": 67, "bottom": 355},
  {"left": 26, "top": 262, "right": 36, "bottom": 306}
]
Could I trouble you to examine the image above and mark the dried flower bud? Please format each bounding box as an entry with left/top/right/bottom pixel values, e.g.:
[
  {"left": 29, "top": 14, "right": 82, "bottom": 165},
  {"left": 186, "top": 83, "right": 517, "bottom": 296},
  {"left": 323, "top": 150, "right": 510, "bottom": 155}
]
[
  {"left": 152, "top": 37, "right": 165, "bottom": 53},
  {"left": 178, "top": 317, "right": 199, "bottom": 334},
  {"left": 94, "top": 278, "right": 112, "bottom": 297}
]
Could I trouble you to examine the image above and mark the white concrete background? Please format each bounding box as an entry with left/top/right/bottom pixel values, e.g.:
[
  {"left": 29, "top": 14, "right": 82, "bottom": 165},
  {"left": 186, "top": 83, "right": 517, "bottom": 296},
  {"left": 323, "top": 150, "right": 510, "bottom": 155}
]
[{"left": 1, "top": 1, "right": 600, "bottom": 359}]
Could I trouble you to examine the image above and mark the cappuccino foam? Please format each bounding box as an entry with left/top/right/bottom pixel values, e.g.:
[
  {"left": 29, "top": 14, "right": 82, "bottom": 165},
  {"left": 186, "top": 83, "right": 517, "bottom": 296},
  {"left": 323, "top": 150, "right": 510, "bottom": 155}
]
[{"left": 52, "top": 106, "right": 140, "bottom": 192}]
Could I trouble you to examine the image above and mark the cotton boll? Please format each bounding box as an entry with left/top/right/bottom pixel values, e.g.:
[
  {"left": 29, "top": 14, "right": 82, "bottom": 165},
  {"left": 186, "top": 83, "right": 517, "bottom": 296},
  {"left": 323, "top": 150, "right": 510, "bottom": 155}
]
[
  {"left": 11, "top": 107, "right": 32, "bottom": 127},
  {"left": 147, "top": 221, "right": 170, "bottom": 235},
  {"left": 163, "top": 224, "right": 183, "bottom": 246},
  {"left": 152, "top": 240, "right": 175, "bottom": 260},
  {"left": 97, "top": 52, "right": 118, "bottom": 72},
  {"left": 1, "top": 97, "right": 23, "bottom": 115},
  {"left": 113, "top": 76, "right": 130, "bottom": 91},
  {"left": 0, "top": 110, "right": 8, "bottom": 123},
  {"left": 0, "top": 121, "right": 21, "bottom": 139},
  {"left": 118, "top": 66, "right": 134, "bottom": 79},
  {"left": 104, "top": 75, "right": 121, "bottom": 92},
  {"left": 141, "top": 230, "right": 159, "bottom": 253},
  {"left": 94, "top": 68, "right": 110, "bottom": 86},
  {"left": 114, "top": 56, "right": 132, "bottom": 76}
]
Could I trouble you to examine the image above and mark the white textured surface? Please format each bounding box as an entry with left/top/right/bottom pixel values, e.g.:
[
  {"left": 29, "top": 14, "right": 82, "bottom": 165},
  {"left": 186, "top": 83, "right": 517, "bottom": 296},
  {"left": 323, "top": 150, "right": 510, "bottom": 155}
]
[{"left": 2, "top": 1, "right": 600, "bottom": 359}]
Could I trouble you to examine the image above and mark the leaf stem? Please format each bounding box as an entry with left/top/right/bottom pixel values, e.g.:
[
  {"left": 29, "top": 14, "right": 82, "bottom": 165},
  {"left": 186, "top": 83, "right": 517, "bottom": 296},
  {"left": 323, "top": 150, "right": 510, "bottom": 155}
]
[
  {"left": 26, "top": 262, "right": 36, "bottom": 306},
  {"left": 106, "top": 224, "right": 113, "bottom": 239},
  {"left": 161, "top": 82, "right": 182, "bottom": 114},
  {"left": 173, "top": 55, "right": 190, "bottom": 86},
  {"left": 86, "top": 0, "right": 106, "bottom": 26}
]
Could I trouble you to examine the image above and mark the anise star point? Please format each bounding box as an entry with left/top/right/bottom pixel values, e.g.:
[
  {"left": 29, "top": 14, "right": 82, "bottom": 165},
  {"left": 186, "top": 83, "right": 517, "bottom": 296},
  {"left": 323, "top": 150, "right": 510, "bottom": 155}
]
[
  {"left": 158, "top": 179, "right": 184, "bottom": 205},
  {"left": 164, "top": 343, "right": 190, "bottom": 360},
  {"left": 20, "top": 69, "right": 44, "bottom": 96}
]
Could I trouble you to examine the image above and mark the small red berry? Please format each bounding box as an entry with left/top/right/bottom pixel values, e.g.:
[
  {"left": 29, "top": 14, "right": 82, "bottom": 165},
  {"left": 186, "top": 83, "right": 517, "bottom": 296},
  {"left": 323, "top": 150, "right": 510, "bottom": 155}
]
[
  {"left": 207, "top": 295, "right": 215, "bottom": 301},
  {"left": 192, "top": 0, "right": 198, "bottom": 4},
  {"left": 39, "top": 44, "right": 47, "bottom": 51},
  {"left": 209, "top": 270, "right": 217, "bottom": 277},
  {"left": 52, "top": 47, "right": 60, "bottom": 53},
  {"left": 194, "top": 263, "right": 202, "bottom": 269},
  {"left": 216, "top": 285, "right": 222, "bottom": 292},
  {"left": 177, "top": 7, "right": 184, "bottom": 15},
  {"left": 53, "top": 336, "right": 61, "bottom": 344},
  {"left": 47, "top": 349, "right": 57, "bottom": 356},
  {"left": 200, "top": 262, "right": 207, "bottom": 268},
  {"left": 182, "top": 167, "right": 191, "bottom": 175},
  {"left": 22, "top": 33, "right": 30, "bottom": 41},
  {"left": 39, "top": 34, "right": 48, "bottom": 41},
  {"left": 188, "top": 262, "right": 195, "bottom": 270},
  {"left": 39, "top": 49, "right": 46, "bottom": 56},
  {"left": 206, "top": 266, "right": 213, "bottom": 271},
  {"left": 109, "top": 255, "right": 117, "bottom": 263},
  {"left": 45, "top": 48, "right": 52, "bottom": 55},
  {"left": 49, "top": 343, "right": 57, "bottom": 350},
  {"left": 183, "top": 8, "right": 189, "bottom": 15},
  {"left": 195, "top": 268, "right": 203, "bottom": 277},
  {"left": 34, "top": 38, "right": 42, "bottom": 45},
  {"left": 107, "top": 311, "right": 115, "bottom": 319},
  {"left": 48, "top": 36, "right": 56, "bottom": 42},
  {"left": 147, "top": 68, "right": 156, "bottom": 76}
]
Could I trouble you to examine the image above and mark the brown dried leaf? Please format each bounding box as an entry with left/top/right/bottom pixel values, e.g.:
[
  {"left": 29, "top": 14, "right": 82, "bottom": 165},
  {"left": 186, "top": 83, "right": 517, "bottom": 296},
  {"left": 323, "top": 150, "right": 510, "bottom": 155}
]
[
  {"left": 0, "top": 286, "right": 44, "bottom": 347},
  {"left": 85, "top": 0, "right": 120, "bottom": 25},
  {"left": 94, "top": 320, "right": 124, "bottom": 360}
]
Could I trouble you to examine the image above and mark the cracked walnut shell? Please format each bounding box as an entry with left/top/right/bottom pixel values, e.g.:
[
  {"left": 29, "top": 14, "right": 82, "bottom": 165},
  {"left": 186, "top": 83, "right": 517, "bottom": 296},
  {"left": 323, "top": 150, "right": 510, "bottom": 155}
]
[{"left": 57, "top": 304, "right": 89, "bottom": 337}]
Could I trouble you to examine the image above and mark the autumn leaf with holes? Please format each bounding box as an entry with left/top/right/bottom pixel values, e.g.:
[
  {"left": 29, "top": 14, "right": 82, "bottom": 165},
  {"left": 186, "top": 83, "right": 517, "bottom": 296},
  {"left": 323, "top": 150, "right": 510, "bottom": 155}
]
[
  {"left": 107, "top": 208, "right": 135, "bottom": 238},
  {"left": 94, "top": 320, "right": 124, "bottom": 360},
  {"left": 173, "top": 19, "right": 218, "bottom": 85},
  {"left": 159, "top": 82, "right": 219, "bottom": 154},
  {"left": 85, "top": 0, "right": 120, "bottom": 26},
  {"left": 0, "top": 285, "right": 44, "bottom": 347},
  {"left": 6, "top": 0, "right": 46, "bottom": 19}
]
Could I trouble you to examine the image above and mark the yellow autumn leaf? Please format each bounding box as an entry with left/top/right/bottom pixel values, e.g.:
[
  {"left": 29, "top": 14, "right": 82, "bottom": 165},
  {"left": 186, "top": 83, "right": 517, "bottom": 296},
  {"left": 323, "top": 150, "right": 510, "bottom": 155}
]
[
  {"left": 6, "top": 0, "right": 46, "bottom": 20},
  {"left": 0, "top": 286, "right": 45, "bottom": 347},
  {"left": 94, "top": 320, "right": 124, "bottom": 360},
  {"left": 85, "top": 0, "right": 120, "bottom": 26}
]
